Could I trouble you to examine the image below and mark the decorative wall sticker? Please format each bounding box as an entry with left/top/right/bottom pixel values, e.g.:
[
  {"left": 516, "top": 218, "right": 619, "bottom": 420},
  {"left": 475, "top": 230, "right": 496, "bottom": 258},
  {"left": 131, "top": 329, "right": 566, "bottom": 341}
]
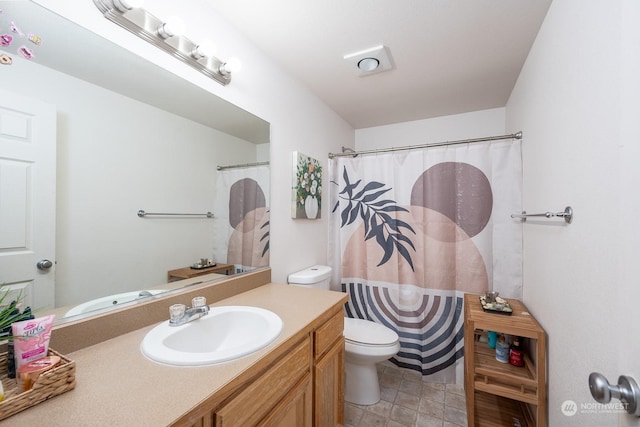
[
  {"left": 28, "top": 33, "right": 42, "bottom": 45},
  {"left": 0, "top": 34, "right": 12, "bottom": 46},
  {"left": 18, "top": 45, "right": 33, "bottom": 59},
  {"left": 291, "top": 152, "right": 322, "bottom": 219},
  {"left": 0, "top": 54, "right": 12, "bottom": 65},
  {"left": 10, "top": 21, "right": 23, "bottom": 36}
]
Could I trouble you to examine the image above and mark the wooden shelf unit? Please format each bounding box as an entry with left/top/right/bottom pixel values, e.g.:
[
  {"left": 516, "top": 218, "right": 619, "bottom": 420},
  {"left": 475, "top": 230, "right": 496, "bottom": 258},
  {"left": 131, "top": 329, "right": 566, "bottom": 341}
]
[
  {"left": 167, "top": 263, "right": 234, "bottom": 281},
  {"left": 464, "top": 294, "right": 547, "bottom": 427}
]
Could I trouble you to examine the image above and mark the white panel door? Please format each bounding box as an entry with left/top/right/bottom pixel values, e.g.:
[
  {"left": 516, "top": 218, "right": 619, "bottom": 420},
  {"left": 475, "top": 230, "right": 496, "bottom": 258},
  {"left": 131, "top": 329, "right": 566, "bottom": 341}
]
[{"left": 0, "top": 88, "right": 56, "bottom": 311}]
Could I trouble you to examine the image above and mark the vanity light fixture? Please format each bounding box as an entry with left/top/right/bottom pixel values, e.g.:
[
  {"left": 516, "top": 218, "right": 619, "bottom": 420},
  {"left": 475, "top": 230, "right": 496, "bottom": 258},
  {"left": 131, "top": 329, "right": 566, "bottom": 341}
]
[
  {"left": 191, "top": 40, "right": 215, "bottom": 60},
  {"left": 112, "top": 0, "right": 144, "bottom": 13},
  {"left": 156, "top": 16, "right": 186, "bottom": 39},
  {"left": 218, "top": 57, "right": 242, "bottom": 76},
  {"left": 93, "top": 0, "right": 236, "bottom": 85}
]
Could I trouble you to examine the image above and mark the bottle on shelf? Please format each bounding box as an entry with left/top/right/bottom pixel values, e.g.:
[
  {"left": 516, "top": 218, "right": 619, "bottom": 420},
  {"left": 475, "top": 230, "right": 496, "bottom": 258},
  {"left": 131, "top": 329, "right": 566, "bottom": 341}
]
[
  {"left": 509, "top": 336, "right": 525, "bottom": 367},
  {"left": 487, "top": 330, "right": 497, "bottom": 349},
  {"left": 495, "top": 333, "right": 509, "bottom": 363}
]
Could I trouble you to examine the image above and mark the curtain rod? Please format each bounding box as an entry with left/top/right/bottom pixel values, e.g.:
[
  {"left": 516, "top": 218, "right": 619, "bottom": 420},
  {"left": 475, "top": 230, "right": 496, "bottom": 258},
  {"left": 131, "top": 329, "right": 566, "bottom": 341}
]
[
  {"left": 328, "top": 131, "right": 522, "bottom": 159},
  {"left": 217, "top": 161, "right": 270, "bottom": 171}
]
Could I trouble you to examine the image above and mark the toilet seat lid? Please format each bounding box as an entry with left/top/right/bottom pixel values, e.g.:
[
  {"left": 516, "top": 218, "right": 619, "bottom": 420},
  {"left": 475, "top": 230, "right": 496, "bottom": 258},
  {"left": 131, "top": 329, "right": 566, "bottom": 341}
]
[{"left": 344, "top": 317, "right": 399, "bottom": 346}]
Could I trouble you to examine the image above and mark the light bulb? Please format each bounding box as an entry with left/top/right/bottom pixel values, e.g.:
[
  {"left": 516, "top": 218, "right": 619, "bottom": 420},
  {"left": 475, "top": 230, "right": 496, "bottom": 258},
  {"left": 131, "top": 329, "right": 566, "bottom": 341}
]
[
  {"left": 191, "top": 39, "right": 216, "bottom": 59},
  {"left": 219, "top": 57, "right": 242, "bottom": 75},
  {"left": 112, "top": 0, "right": 144, "bottom": 12},
  {"left": 157, "top": 16, "right": 186, "bottom": 39}
]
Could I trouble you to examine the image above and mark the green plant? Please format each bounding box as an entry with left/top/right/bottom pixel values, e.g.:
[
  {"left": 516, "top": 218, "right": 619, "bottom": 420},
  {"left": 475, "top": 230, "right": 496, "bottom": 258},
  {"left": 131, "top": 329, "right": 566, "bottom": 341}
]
[{"left": 0, "top": 287, "right": 31, "bottom": 334}]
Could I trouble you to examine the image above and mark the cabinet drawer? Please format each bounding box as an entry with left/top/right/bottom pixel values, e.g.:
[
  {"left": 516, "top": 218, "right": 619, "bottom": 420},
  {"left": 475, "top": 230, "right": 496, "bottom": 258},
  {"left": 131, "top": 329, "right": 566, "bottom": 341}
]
[
  {"left": 314, "top": 310, "right": 343, "bottom": 359},
  {"left": 216, "top": 337, "right": 311, "bottom": 426}
]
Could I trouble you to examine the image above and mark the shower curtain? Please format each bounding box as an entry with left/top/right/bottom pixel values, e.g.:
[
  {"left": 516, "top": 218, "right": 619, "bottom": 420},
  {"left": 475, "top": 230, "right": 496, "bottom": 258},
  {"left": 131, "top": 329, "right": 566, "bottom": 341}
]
[
  {"left": 212, "top": 165, "right": 270, "bottom": 274},
  {"left": 328, "top": 139, "right": 522, "bottom": 382}
]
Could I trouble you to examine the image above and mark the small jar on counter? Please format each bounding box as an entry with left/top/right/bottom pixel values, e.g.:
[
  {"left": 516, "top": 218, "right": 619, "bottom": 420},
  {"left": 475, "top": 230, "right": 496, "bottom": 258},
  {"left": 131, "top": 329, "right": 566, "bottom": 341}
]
[{"left": 17, "top": 355, "right": 61, "bottom": 392}]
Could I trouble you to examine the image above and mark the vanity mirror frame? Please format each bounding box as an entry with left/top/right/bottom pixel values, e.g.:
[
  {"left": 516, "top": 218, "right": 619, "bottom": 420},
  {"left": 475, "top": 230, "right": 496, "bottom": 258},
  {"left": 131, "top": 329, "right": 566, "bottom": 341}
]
[{"left": 0, "top": 0, "right": 270, "bottom": 325}]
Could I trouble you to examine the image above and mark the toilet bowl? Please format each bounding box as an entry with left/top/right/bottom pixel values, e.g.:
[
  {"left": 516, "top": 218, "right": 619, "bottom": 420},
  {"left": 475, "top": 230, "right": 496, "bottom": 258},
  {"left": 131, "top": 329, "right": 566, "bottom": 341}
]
[
  {"left": 288, "top": 265, "right": 400, "bottom": 405},
  {"left": 343, "top": 317, "right": 401, "bottom": 405}
]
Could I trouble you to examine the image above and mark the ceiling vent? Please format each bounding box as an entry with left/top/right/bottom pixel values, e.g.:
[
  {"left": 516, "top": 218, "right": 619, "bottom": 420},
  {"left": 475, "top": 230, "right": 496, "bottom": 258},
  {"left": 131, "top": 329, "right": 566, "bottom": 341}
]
[{"left": 344, "top": 45, "right": 394, "bottom": 77}]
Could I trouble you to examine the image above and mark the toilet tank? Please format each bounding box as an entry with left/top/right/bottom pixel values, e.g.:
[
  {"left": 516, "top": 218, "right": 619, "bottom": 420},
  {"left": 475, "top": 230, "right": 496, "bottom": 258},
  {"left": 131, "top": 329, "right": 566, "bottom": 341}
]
[{"left": 287, "top": 265, "right": 332, "bottom": 290}]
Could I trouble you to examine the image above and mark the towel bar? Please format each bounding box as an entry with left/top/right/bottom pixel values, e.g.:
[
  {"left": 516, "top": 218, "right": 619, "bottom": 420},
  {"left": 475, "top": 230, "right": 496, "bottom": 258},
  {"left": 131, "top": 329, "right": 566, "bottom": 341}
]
[
  {"left": 510, "top": 206, "right": 573, "bottom": 224},
  {"left": 137, "top": 210, "right": 214, "bottom": 218}
]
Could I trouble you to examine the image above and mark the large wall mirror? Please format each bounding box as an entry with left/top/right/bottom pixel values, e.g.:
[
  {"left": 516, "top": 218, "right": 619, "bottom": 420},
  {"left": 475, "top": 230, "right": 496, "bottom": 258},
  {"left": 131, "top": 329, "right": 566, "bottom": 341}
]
[{"left": 0, "top": 1, "right": 270, "bottom": 324}]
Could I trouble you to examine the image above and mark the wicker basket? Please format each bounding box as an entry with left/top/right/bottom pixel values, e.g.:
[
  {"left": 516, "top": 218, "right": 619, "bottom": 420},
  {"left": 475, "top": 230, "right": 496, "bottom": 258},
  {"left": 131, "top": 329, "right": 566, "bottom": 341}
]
[{"left": 0, "top": 348, "right": 76, "bottom": 421}]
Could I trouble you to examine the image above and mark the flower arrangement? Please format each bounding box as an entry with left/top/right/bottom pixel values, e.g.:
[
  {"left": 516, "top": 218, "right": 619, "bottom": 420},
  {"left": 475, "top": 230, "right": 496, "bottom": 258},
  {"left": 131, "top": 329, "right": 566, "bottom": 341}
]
[{"left": 295, "top": 154, "right": 322, "bottom": 209}]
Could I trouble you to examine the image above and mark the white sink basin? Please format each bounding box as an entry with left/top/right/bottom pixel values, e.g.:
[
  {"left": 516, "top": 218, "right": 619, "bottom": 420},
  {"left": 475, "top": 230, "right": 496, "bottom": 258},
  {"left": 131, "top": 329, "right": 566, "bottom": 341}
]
[
  {"left": 141, "top": 306, "right": 283, "bottom": 366},
  {"left": 65, "top": 290, "right": 164, "bottom": 317}
]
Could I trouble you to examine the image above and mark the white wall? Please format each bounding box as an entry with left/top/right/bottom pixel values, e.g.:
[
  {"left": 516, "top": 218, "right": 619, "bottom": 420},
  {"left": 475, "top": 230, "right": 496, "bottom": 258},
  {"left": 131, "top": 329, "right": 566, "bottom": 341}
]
[
  {"left": 1, "top": 56, "right": 256, "bottom": 306},
  {"left": 33, "top": 0, "right": 355, "bottom": 285},
  {"left": 507, "top": 1, "right": 640, "bottom": 425},
  {"left": 355, "top": 108, "right": 506, "bottom": 150}
]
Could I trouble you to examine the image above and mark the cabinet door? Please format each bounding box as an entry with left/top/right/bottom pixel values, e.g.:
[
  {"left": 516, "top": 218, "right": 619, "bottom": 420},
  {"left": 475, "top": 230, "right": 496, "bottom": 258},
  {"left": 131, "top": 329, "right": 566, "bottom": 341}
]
[
  {"left": 259, "top": 375, "right": 313, "bottom": 427},
  {"left": 314, "top": 338, "right": 345, "bottom": 427},
  {"left": 183, "top": 417, "right": 212, "bottom": 427},
  {"left": 216, "top": 338, "right": 310, "bottom": 426}
]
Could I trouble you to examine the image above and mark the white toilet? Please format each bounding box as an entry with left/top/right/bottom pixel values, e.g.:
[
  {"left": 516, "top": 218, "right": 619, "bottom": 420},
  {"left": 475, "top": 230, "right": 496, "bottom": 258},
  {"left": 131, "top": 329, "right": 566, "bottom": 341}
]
[{"left": 288, "top": 265, "right": 401, "bottom": 405}]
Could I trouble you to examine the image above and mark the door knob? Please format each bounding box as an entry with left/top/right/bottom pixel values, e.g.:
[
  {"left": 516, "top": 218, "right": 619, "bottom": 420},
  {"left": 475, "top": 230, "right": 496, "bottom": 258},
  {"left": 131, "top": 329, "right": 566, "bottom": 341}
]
[
  {"left": 589, "top": 372, "right": 640, "bottom": 416},
  {"left": 37, "top": 259, "right": 53, "bottom": 270}
]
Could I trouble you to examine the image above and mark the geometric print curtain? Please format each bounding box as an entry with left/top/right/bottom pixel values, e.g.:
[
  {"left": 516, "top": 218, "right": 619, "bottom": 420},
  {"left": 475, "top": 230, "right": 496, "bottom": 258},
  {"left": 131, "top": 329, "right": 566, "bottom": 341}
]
[
  {"left": 328, "top": 139, "right": 522, "bottom": 382},
  {"left": 212, "top": 165, "right": 270, "bottom": 274}
]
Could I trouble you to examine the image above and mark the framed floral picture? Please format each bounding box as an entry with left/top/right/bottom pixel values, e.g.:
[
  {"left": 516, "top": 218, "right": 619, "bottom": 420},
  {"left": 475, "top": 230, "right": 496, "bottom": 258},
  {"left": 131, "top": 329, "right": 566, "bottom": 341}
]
[{"left": 292, "top": 151, "right": 322, "bottom": 219}]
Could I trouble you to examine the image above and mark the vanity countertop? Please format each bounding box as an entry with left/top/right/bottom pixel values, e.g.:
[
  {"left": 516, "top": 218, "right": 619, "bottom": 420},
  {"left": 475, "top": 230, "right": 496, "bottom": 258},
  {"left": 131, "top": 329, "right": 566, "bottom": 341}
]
[{"left": 2, "top": 283, "right": 347, "bottom": 426}]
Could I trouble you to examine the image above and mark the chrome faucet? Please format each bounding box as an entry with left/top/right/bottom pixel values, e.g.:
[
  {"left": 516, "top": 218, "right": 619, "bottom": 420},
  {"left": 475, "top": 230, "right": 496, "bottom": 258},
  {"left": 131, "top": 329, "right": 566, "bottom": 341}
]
[{"left": 169, "top": 296, "right": 209, "bottom": 327}]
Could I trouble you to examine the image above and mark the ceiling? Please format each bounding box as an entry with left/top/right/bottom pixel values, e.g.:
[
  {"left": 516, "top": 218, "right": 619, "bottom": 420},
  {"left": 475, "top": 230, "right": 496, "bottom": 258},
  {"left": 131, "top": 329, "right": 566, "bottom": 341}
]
[{"left": 208, "top": 0, "right": 552, "bottom": 129}]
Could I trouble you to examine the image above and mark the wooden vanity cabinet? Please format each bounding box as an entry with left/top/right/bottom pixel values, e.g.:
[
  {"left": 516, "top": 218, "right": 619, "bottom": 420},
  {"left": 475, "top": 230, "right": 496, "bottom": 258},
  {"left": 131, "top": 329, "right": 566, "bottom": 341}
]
[
  {"left": 312, "top": 310, "right": 345, "bottom": 427},
  {"left": 176, "top": 305, "right": 345, "bottom": 427},
  {"left": 259, "top": 375, "right": 314, "bottom": 427},
  {"left": 216, "top": 338, "right": 313, "bottom": 426}
]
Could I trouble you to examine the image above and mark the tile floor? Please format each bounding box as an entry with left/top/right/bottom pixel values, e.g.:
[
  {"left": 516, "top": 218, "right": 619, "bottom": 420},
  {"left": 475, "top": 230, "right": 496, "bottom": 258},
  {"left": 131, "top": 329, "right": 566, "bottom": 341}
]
[{"left": 344, "top": 361, "right": 467, "bottom": 427}]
